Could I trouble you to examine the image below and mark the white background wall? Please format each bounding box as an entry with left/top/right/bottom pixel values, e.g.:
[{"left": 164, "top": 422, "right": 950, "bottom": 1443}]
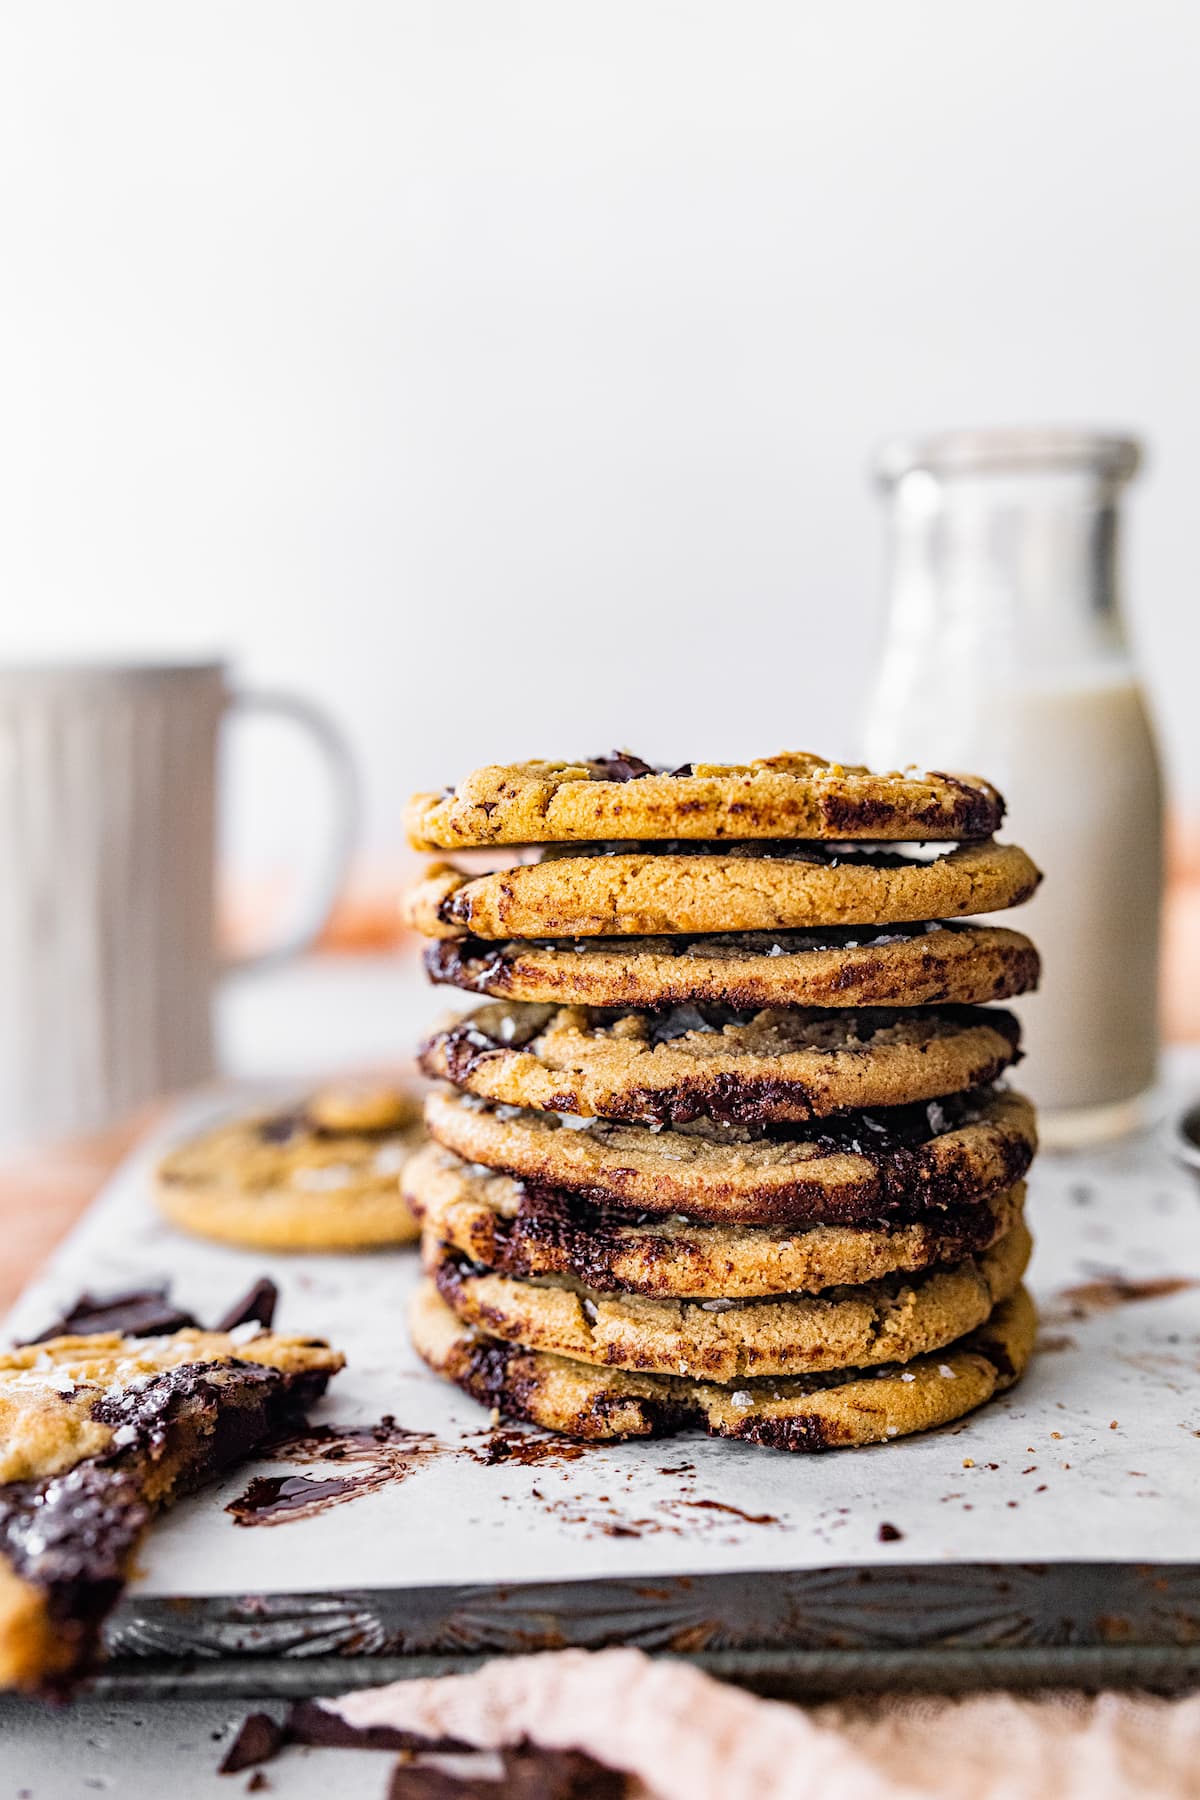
[{"left": 1, "top": 1, "right": 1196, "bottom": 884}]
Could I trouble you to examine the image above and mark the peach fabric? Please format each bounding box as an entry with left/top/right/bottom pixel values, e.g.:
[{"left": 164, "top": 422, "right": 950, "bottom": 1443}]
[
  {"left": 1164, "top": 817, "right": 1200, "bottom": 1042},
  {"left": 324, "top": 1647, "right": 1200, "bottom": 1800}
]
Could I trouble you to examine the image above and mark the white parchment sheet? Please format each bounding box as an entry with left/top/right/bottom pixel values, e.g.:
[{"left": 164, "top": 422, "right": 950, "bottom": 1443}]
[{"left": 5, "top": 1069, "right": 1199, "bottom": 1600}]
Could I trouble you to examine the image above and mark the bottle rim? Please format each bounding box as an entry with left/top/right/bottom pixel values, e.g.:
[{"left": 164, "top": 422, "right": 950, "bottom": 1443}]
[{"left": 874, "top": 427, "right": 1142, "bottom": 486}]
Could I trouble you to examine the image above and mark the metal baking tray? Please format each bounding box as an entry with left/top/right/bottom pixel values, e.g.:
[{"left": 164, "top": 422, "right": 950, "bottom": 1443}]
[{"left": 7, "top": 1074, "right": 1200, "bottom": 1698}]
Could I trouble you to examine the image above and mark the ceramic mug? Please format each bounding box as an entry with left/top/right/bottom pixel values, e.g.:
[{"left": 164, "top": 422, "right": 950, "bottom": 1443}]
[{"left": 0, "top": 661, "right": 357, "bottom": 1148}]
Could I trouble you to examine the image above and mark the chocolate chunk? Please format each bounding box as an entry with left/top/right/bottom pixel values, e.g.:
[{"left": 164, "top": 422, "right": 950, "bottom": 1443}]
[
  {"left": 219, "top": 1712, "right": 286, "bottom": 1774},
  {"left": 589, "top": 752, "right": 659, "bottom": 782},
  {"left": 24, "top": 1287, "right": 199, "bottom": 1345},
  {"left": 215, "top": 1278, "right": 279, "bottom": 1334},
  {"left": 877, "top": 1521, "right": 904, "bottom": 1542}
]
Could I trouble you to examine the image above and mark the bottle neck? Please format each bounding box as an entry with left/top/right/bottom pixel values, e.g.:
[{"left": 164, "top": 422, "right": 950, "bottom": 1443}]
[{"left": 884, "top": 467, "right": 1132, "bottom": 678}]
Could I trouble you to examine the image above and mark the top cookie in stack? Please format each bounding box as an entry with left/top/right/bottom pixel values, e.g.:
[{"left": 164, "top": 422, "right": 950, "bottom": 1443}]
[{"left": 403, "top": 752, "right": 1043, "bottom": 1453}]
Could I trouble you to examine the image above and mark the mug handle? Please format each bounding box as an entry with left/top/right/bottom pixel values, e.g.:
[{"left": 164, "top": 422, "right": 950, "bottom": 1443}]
[{"left": 222, "top": 688, "right": 360, "bottom": 976}]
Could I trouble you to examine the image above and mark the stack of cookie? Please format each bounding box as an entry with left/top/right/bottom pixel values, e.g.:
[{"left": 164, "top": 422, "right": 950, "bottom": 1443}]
[{"left": 402, "top": 753, "right": 1043, "bottom": 1453}]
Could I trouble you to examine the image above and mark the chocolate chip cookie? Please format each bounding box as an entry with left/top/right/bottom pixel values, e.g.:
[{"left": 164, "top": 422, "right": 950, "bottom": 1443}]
[
  {"left": 404, "top": 841, "right": 1041, "bottom": 941},
  {"left": 410, "top": 1280, "right": 1036, "bottom": 1449},
  {"left": 424, "top": 922, "right": 1040, "bottom": 1010},
  {"left": 419, "top": 1001, "right": 1021, "bottom": 1126},
  {"left": 407, "top": 754, "right": 1004, "bottom": 850},
  {"left": 423, "top": 1086, "right": 1037, "bottom": 1225},
  {"left": 423, "top": 1217, "right": 1030, "bottom": 1380},
  {"left": 403, "top": 1141, "right": 1026, "bottom": 1299},
  {"left": 0, "top": 1324, "right": 342, "bottom": 1691},
  {"left": 156, "top": 1083, "right": 426, "bottom": 1251}
]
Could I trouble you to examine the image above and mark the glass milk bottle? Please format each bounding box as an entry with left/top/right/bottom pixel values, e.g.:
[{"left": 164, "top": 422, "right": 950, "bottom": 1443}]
[{"left": 862, "top": 429, "right": 1164, "bottom": 1146}]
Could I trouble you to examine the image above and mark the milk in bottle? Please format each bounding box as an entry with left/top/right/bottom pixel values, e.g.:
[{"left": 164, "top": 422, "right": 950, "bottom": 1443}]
[{"left": 862, "top": 429, "right": 1163, "bottom": 1144}]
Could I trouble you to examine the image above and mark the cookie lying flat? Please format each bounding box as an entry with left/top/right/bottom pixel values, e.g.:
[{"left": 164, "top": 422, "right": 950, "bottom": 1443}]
[
  {"left": 0, "top": 1324, "right": 342, "bottom": 1691},
  {"left": 425, "top": 923, "right": 1041, "bottom": 1011},
  {"left": 419, "top": 1001, "right": 1021, "bottom": 1127},
  {"left": 410, "top": 1280, "right": 1036, "bottom": 1449},
  {"left": 405, "top": 841, "right": 1041, "bottom": 941},
  {"left": 424, "top": 1087, "right": 1037, "bottom": 1226},
  {"left": 404, "top": 1141, "right": 1026, "bottom": 1299},
  {"left": 424, "top": 1217, "right": 1030, "bottom": 1381},
  {"left": 156, "top": 1083, "right": 425, "bottom": 1251},
  {"left": 406, "top": 754, "right": 1004, "bottom": 851}
]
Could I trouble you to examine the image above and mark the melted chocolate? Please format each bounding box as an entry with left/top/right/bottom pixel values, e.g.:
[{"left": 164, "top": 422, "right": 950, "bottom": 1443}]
[
  {"left": 780, "top": 1086, "right": 986, "bottom": 1155},
  {"left": 0, "top": 1463, "right": 148, "bottom": 1616},
  {"left": 465, "top": 1428, "right": 587, "bottom": 1468},
  {"left": 92, "top": 1360, "right": 314, "bottom": 1466},
  {"left": 226, "top": 1417, "right": 439, "bottom": 1524},
  {"left": 265, "top": 1416, "right": 432, "bottom": 1461},
  {"left": 226, "top": 1473, "right": 364, "bottom": 1525}
]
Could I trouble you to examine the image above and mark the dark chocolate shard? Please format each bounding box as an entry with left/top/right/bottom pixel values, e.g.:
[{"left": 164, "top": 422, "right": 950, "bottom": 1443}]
[
  {"left": 215, "top": 1278, "right": 279, "bottom": 1335},
  {"left": 219, "top": 1711, "right": 286, "bottom": 1774},
  {"left": 24, "top": 1279, "right": 280, "bottom": 1348},
  {"left": 24, "top": 1287, "right": 199, "bottom": 1345}
]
